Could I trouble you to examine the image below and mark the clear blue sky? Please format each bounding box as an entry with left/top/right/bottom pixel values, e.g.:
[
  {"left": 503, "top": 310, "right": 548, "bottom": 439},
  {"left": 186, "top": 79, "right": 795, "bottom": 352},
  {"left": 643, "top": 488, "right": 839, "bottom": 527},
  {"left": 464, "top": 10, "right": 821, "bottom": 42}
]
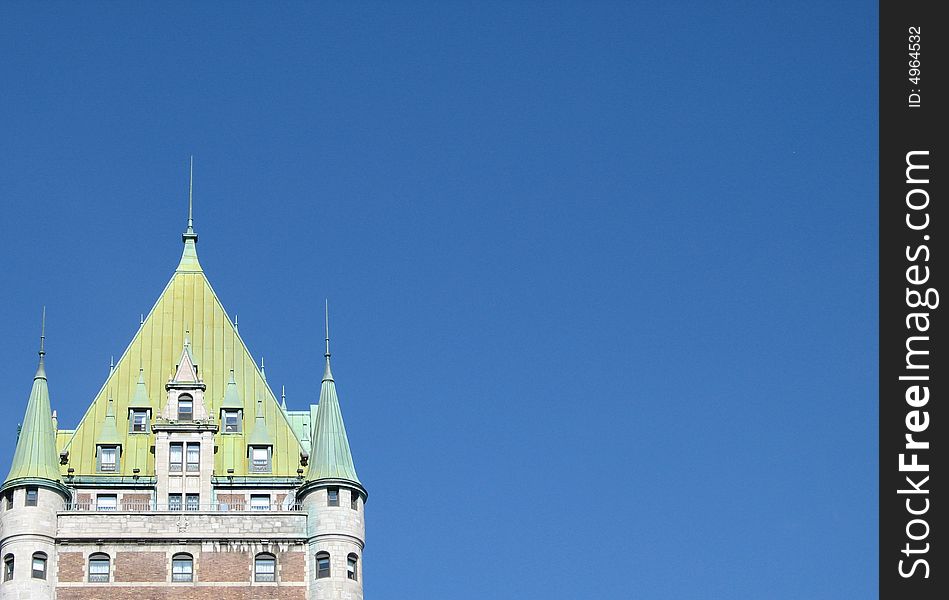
[{"left": 0, "top": 2, "right": 877, "bottom": 598}]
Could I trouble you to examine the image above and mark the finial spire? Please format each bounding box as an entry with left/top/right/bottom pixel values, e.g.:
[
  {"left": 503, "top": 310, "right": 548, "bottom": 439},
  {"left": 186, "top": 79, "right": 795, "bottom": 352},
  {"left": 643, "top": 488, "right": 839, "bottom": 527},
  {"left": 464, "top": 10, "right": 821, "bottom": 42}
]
[
  {"left": 39, "top": 306, "right": 46, "bottom": 357},
  {"left": 188, "top": 155, "right": 194, "bottom": 232},
  {"left": 323, "top": 299, "right": 333, "bottom": 382},
  {"left": 109, "top": 355, "right": 115, "bottom": 375},
  {"left": 281, "top": 385, "right": 287, "bottom": 411},
  {"left": 260, "top": 356, "right": 267, "bottom": 382}
]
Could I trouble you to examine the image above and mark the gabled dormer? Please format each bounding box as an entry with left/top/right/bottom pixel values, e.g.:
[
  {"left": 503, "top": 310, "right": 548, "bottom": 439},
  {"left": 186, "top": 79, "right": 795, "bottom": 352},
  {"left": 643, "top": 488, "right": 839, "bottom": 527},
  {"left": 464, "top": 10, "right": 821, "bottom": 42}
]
[{"left": 161, "top": 334, "right": 209, "bottom": 422}]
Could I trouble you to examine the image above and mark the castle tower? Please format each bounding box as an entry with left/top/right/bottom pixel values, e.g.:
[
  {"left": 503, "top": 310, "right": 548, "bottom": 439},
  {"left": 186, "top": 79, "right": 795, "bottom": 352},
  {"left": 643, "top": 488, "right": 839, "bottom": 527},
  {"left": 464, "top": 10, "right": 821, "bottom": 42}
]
[
  {"left": 0, "top": 315, "right": 70, "bottom": 597},
  {"left": 297, "top": 305, "right": 367, "bottom": 600}
]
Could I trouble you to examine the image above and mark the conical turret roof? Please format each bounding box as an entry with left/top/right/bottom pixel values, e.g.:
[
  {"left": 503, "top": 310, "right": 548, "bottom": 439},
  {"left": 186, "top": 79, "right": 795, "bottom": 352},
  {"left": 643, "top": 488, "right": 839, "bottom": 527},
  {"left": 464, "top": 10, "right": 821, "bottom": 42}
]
[
  {"left": 96, "top": 394, "right": 122, "bottom": 447},
  {"left": 304, "top": 304, "right": 361, "bottom": 486},
  {"left": 128, "top": 368, "right": 151, "bottom": 409},
  {"left": 2, "top": 320, "right": 67, "bottom": 494}
]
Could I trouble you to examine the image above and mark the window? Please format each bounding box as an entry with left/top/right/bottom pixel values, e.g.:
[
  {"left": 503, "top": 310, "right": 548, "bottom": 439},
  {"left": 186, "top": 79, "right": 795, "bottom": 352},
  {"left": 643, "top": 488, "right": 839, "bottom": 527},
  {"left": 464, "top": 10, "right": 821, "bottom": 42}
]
[
  {"left": 98, "top": 446, "right": 118, "bottom": 472},
  {"left": 25, "top": 487, "right": 38, "bottom": 506},
  {"left": 250, "top": 495, "right": 270, "bottom": 511},
  {"left": 96, "top": 495, "right": 117, "bottom": 511},
  {"left": 350, "top": 489, "right": 359, "bottom": 510},
  {"left": 250, "top": 447, "right": 270, "bottom": 473},
  {"left": 88, "top": 554, "right": 110, "bottom": 583},
  {"left": 32, "top": 552, "right": 47, "bottom": 580},
  {"left": 4, "top": 492, "right": 12, "bottom": 510},
  {"left": 171, "top": 553, "right": 193, "bottom": 582},
  {"left": 186, "top": 494, "right": 199, "bottom": 511},
  {"left": 168, "top": 494, "right": 182, "bottom": 511},
  {"left": 169, "top": 443, "right": 183, "bottom": 472},
  {"left": 327, "top": 488, "right": 339, "bottom": 507},
  {"left": 177, "top": 395, "right": 193, "bottom": 420},
  {"left": 3, "top": 554, "right": 13, "bottom": 582},
  {"left": 255, "top": 553, "right": 276, "bottom": 582},
  {"left": 316, "top": 552, "right": 330, "bottom": 579},
  {"left": 223, "top": 409, "right": 241, "bottom": 433},
  {"left": 130, "top": 409, "right": 149, "bottom": 433},
  {"left": 186, "top": 443, "right": 200, "bottom": 472},
  {"left": 347, "top": 554, "right": 358, "bottom": 581}
]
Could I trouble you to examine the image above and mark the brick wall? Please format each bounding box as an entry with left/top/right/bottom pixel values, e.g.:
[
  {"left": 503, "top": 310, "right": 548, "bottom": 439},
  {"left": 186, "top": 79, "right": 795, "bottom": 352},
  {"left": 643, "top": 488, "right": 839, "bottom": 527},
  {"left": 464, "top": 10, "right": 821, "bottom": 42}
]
[
  {"left": 57, "top": 587, "right": 306, "bottom": 600},
  {"left": 280, "top": 551, "right": 305, "bottom": 582},
  {"left": 199, "top": 550, "right": 251, "bottom": 582},
  {"left": 57, "top": 552, "right": 85, "bottom": 583},
  {"left": 115, "top": 551, "right": 167, "bottom": 582}
]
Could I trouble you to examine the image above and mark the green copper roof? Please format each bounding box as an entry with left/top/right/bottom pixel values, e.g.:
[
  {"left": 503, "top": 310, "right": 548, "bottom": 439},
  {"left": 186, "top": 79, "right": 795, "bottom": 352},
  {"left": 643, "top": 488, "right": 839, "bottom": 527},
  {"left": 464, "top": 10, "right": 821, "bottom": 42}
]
[
  {"left": 128, "top": 368, "right": 151, "bottom": 409},
  {"left": 95, "top": 395, "right": 122, "bottom": 446},
  {"left": 247, "top": 397, "right": 273, "bottom": 447},
  {"left": 221, "top": 369, "right": 243, "bottom": 410},
  {"left": 60, "top": 210, "right": 307, "bottom": 478},
  {"left": 304, "top": 319, "right": 360, "bottom": 486},
  {"left": 3, "top": 341, "right": 65, "bottom": 490}
]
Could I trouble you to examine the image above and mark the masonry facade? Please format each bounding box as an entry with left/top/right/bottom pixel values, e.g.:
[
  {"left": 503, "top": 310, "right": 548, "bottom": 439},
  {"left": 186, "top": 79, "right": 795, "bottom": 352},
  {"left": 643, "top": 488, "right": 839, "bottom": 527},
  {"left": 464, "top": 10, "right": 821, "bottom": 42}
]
[{"left": 0, "top": 210, "right": 367, "bottom": 599}]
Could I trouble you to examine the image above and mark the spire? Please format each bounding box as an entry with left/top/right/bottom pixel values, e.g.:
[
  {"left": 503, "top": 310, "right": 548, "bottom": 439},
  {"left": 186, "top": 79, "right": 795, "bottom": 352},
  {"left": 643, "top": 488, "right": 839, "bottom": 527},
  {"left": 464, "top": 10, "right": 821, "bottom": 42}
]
[
  {"left": 304, "top": 312, "right": 360, "bottom": 487},
  {"left": 176, "top": 156, "right": 202, "bottom": 272},
  {"left": 129, "top": 367, "right": 151, "bottom": 409},
  {"left": 323, "top": 299, "right": 333, "bottom": 382},
  {"left": 109, "top": 355, "right": 115, "bottom": 375},
  {"left": 281, "top": 385, "right": 287, "bottom": 411},
  {"left": 260, "top": 356, "right": 267, "bottom": 382},
  {"left": 246, "top": 395, "right": 273, "bottom": 447},
  {"left": 95, "top": 391, "right": 122, "bottom": 447},
  {"left": 2, "top": 313, "right": 66, "bottom": 493},
  {"left": 36, "top": 306, "right": 47, "bottom": 380}
]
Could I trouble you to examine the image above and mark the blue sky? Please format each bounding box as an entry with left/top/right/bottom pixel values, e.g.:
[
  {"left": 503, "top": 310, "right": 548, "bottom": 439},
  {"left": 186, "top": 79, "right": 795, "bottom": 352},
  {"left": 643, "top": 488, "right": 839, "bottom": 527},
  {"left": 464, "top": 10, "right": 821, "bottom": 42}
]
[{"left": 0, "top": 2, "right": 877, "bottom": 598}]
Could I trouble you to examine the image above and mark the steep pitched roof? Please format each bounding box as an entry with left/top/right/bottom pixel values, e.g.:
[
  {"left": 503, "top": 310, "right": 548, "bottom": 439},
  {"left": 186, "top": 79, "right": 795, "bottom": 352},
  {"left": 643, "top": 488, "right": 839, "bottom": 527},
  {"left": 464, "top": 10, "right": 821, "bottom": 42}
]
[
  {"left": 2, "top": 335, "right": 67, "bottom": 493},
  {"left": 304, "top": 313, "right": 361, "bottom": 486},
  {"left": 61, "top": 222, "right": 306, "bottom": 477}
]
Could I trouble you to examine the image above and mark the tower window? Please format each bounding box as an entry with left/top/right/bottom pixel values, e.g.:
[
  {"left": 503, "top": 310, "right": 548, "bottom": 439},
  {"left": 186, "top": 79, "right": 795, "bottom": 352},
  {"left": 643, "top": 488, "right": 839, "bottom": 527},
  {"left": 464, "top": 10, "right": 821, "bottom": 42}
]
[
  {"left": 223, "top": 409, "right": 242, "bottom": 433},
  {"left": 350, "top": 489, "right": 359, "bottom": 510},
  {"left": 171, "top": 553, "right": 193, "bottom": 582},
  {"left": 96, "top": 495, "right": 117, "bottom": 511},
  {"left": 177, "top": 395, "right": 193, "bottom": 420},
  {"left": 32, "top": 552, "right": 47, "bottom": 579},
  {"left": 5, "top": 492, "right": 13, "bottom": 509},
  {"left": 250, "top": 494, "right": 270, "bottom": 511},
  {"left": 168, "top": 494, "right": 182, "bottom": 511},
  {"left": 88, "top": 553, "right": 110, "bottom": 583},
  {"left": 186, "top": 443, "right": 200, "bottom": 472},
  {"left": 250, "top": 446, "right": 271, "bottom": 473},
  {"left": 3, "top": 554, "right": 13, "bottom": 582},
  {"left": 98, "top": 446, "right": 119, "bottom": 472},
  {"left": 255, "top": 553, "right": 276, "bottom": 582},
  {"left": 327, "top": 487, "right": 339, "bottom": 507},
  {"left": 316, "top": 552, "right": 331, "bottom": 579},
  {"left": 169, "top": 442, "right": 183, "bottom": 472},
  {"left": 130, "top": 409, "right": 149, "bottom": 433},
  {"left": 25, "top": 487, "right": 38, "bottom": 506},
  {"left": 347, "top": 554, "right": 358, "bottom": 581}
]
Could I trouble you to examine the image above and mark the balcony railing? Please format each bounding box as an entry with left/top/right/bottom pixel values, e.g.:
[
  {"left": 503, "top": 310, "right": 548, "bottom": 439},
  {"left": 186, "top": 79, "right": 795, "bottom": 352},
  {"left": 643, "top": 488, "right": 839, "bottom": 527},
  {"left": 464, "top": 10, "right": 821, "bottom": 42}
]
[{"left": 64, "top": 502, "right": 303, "bottom": 513}]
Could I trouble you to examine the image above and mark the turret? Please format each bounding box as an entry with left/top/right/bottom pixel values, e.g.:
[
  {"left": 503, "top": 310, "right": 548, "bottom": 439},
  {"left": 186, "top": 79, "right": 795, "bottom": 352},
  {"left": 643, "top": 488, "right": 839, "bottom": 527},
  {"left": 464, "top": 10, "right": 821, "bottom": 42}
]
[
  {"left": 297, "top": 303, "right": 367, "bottom": 600},
  {"left": 0, "top": 312, "right": 70, "bottom": 597}
]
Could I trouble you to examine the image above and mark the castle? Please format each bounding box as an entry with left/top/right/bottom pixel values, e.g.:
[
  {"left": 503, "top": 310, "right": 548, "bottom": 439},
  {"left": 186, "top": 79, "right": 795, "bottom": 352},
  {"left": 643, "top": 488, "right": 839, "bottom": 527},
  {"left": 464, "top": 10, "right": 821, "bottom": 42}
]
[{"left": 0, "top": 192, "right": 367, "bottom": 599}]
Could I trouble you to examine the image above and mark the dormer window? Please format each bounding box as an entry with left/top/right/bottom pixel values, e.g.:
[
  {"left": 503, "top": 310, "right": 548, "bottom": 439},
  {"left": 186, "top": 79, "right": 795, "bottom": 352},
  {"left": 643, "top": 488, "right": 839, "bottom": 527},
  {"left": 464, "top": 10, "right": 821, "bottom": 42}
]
[
  {"left": 222, "top": 409, "right": 242, "bottom": 433},
  {"left": 97, "top": 446, "right": 119, "bottom": 473},
  {"left": 178, "top": 395, "right": 193, "bottom": 420},
  {"left": 129, "top": 409, "right": 150, "bottom": 433},
  {"left": 250, "top": 446, "right": 271, "bottom": 473}
]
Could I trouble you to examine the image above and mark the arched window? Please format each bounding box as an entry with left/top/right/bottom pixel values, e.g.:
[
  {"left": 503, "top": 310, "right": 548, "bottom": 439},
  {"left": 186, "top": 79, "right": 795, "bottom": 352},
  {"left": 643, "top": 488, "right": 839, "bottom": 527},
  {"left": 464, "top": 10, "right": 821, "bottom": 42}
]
[
  {"left": 255, "top": 553, "right": 276, "bottom": 582},
  {"left": 172, "top": 553, "right": 193, "bottom": 582},
  {"left": 178, "top": 394, "right": 194, "bottom": 421},
  {"left": 347, "top": 553, "right": 358, "bottom": 581},
  {"left": 31, "top": 552, "right": 47, "bottom": 579},
  {"left": 315, "top": 552, "right": 331, "bottom": 579},
  {"left": 3, "top": 554, "right": 13, "bottom": 582},
  {"left": 88, "top": 553, "right": 110, "bottom": 583}
]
